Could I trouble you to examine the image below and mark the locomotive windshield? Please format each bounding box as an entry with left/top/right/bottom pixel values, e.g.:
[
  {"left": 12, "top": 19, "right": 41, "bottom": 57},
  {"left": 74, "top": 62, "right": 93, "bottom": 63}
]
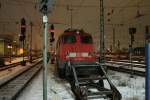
[
  {"left": 63, "top": 35, "right": 76, "bottom": 43},
  {"left": 80, "top": 36, "right": 93, "bottom": 44}
]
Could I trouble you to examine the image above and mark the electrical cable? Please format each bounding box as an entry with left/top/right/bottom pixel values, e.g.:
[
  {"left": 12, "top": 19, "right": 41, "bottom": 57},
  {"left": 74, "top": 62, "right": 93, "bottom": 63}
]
[
  {"left": 11, "top": 0, "right": 36, "bottom": 4},
  {"left": 70, "top": 0, "right": 86, "bottom": 28},
  {"left": 53, "top": 0, "right": 150, "bottom": 29},
  {"left": 18, "top": 0, "right": 31, "bottom": 20},
  {"left": 107, "top": 0, "right": 141, "bottom": 24},
  {"left": 0, "top": 1, "right": 19, "bottom": 36},
  {"left": 73, "top": 0, "right": 85, "bottom": 14},
  {"left": 107, "top": 1, "right": 150, "bottom": 28},
  {"left": 53, "top": 4, "right": 150, "bottom": 9}
]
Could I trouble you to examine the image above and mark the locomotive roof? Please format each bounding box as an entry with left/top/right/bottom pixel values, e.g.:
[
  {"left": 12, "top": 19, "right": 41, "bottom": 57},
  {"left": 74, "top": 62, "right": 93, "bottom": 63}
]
[{"left": 62, "top": 28, "right": 91, "bottom": 36}]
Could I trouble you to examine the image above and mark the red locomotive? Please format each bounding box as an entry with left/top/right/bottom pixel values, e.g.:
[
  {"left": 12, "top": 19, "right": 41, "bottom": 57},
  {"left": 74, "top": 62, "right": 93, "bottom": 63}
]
[
  {"left": 55, "top": 29, "right": 122, "bottom": 100},
  {"left": 55, "top": 29, "right": 96, "bottom": 78}
]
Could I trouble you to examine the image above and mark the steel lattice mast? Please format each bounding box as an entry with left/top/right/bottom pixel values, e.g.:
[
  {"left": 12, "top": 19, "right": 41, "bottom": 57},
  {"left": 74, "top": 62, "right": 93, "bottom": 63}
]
[{"left": 99, "top": 0, "right": 105, "bottom": 64}]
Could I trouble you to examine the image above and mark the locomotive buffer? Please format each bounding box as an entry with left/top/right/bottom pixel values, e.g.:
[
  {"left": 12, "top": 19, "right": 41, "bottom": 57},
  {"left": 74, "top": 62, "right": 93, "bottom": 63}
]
[{"left": 66, "top": 62, "right": 122, "bottom": 100}]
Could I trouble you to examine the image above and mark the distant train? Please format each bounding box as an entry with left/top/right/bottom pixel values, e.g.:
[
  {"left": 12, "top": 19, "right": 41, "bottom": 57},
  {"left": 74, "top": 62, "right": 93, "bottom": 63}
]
[
  {"left": 55, "top": 29, "right": 96, "bottom": 78},
  {"left": 133, "top": 47, "right": 145, "bottom": 56}
]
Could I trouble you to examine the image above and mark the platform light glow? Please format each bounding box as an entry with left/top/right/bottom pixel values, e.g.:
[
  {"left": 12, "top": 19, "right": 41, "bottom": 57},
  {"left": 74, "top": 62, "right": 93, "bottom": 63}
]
[{"left": 19, "top": 48, "right": 24, "bottom": 54}]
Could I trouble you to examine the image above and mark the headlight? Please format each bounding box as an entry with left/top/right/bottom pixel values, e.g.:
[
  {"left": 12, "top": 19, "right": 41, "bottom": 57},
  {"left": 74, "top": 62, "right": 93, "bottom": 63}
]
[{"left": 66, "top": 52, "right": 76, "bottom": 58}]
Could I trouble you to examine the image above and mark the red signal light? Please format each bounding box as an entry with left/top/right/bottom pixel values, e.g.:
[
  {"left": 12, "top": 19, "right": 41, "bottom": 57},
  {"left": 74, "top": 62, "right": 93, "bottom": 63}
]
[
  {"left": 20, "top": 18, "right": 26, "bottom": 41},
  {"left": 49, "top": 24, "right": 55, "bottom": 42}
]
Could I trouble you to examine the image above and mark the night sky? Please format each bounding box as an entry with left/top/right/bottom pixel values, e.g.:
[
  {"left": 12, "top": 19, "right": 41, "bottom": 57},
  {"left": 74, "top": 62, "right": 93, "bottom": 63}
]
[{"left": 0, "top": 0, "right": 150, "bottom": 51}]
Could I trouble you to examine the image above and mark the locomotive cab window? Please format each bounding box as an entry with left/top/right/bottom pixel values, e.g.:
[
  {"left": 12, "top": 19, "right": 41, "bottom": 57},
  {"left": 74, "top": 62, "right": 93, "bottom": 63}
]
[
  {"left": 81, "top": 36, "right": 93, "bottom": 44},
  {"left": 63, "top": 35, "right": 76, "bottom": 43}
]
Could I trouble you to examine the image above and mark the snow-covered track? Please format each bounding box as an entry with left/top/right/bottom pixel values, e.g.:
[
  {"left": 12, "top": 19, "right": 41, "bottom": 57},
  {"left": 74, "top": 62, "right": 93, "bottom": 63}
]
[
  {"left": 105, "top": 61, "right": 145, "bottom": 77},
  {"left": 0, "top": 62, "right": 20, "bottom": 71},
  {"left": 0, "top": 60, "right": 42, "bottom": 100},
  {"left": 0, "top": 57, "right": 41, "bottom": 71}
]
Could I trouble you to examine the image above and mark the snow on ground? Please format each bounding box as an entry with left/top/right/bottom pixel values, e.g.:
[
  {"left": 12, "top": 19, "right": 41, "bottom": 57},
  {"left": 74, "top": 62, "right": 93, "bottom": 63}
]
[
  {"left": 17, "top": 63, "right": 74, "bottom": 100},
  {"left": 0, "top": 62, "right": 33, "bottom": 86},
  {"left": 16, "top": 63, "right": 145, "bottom": 100},
  {"left": 107, "top": 70, "right": 145, "bottom": 100},
  {"left": 5, "top": 57, "right": 29, "bottom": 65}
]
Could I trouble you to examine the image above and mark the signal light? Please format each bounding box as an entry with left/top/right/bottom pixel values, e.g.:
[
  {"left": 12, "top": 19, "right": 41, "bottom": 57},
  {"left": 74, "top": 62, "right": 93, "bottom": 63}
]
[
  {"left": 21, "top": 18, "right": 26, "bottom": 34},
  {"left": 129, "top": 27, "right": 136, "bottom": 44},
  {"left": 39, "top": 0, "right": 52, "bottom": 14},
  {"left": 51, "top": 24, "right": 54, "bottom": 30},
  {"left": 20, "top": 18, "right": 26, "bottom": 41},
  {"left": 129, "top": 27, "right": 136, "bottom": 34},
  {"left": 50, "top": 24, "right": 55, "bottom": 42},
  {"left": 131, "top": 34, "right": 134, "bottom": 42},
  {"left": 146, "top": 26, "right": 149, "bottom": 33},
  {"left": 19, "top": 35, "right": 26, "bottom": 41}
]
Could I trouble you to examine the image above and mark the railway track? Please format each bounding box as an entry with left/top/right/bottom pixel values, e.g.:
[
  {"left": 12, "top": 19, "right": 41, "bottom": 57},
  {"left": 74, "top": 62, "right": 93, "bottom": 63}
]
[
  {"left": 105, "top": 60, "right": 145, "bottom": 77},
  {"left": 108, "top": 59, "right": 145, "bottom": 65},
  {"left": 0, "top": 60, "right": 42, "bottom": 100},
  {"left": 107, "top": 60, "right": 145, "bottom": 68},
  {"left": 0, "top": 62, "right": 20, "bottom": 71},
  {"left": 66, "top": 62, "right": 122, "bottom": 100},
  {"left": 0, "top": 57, "right": 40, "bottom": 71}
]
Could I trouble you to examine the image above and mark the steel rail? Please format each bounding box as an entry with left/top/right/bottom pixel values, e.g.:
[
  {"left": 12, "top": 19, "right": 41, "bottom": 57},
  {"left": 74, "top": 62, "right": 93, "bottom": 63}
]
[{"left": 0, "top": 60, "right": 42, "bottom": 100}]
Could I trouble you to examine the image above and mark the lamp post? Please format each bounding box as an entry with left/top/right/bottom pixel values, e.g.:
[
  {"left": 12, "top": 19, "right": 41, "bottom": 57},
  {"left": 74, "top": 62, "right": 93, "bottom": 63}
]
[
  {"left": 19, "top": 18, "right": 26, "bottom": 66},
  {"left": 8, "top": 44, "right": 12, "bottom": 63},
  {"left": 30, "top": 22, "right": 33, "bottom": 63},
  {"left": 129, "top": 27, "right": 136, "bottom": 78}
]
